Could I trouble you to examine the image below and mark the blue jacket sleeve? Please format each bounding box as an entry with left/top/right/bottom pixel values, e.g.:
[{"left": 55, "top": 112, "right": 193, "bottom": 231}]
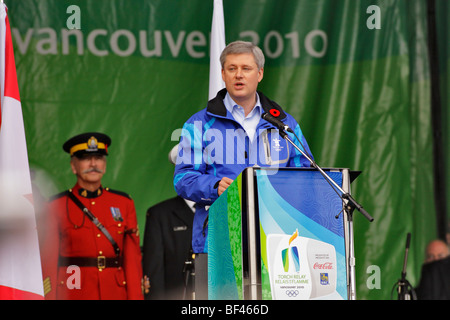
[
  {"left": 173, "top": 119, "right": 220, "bottom": 205},
  {"left": 286, "top": 118, "right": 314, "bottom": 167}
]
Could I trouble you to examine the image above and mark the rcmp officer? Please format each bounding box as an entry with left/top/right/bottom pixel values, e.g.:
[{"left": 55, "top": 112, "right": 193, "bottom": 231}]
[{"left": 39, "top": 132, "right": 144, "bottom": 300}]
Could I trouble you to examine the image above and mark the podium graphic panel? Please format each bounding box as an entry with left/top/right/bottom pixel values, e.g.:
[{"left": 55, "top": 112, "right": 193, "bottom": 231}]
[
  {"left": 208, "top": 168, "right": 349, "bottom": 300},
  {"left": 256, "top": 169, "right": 347, "bottom": 300},
  {"left": 208, "top": 174, "right": 243, "bottom": 300}
]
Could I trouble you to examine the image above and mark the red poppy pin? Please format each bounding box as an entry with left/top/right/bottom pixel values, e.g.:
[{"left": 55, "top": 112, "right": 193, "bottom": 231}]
[{"left": 269, "top": 109, "right": 280, "bottom": 117}]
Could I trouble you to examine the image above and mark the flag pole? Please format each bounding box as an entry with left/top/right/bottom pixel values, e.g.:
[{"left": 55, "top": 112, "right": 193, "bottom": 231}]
[{"left": 208, "top": 0, "right": 225, "bottom": 100}]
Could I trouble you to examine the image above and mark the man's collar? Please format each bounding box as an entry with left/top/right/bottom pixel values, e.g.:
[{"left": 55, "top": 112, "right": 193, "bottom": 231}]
[
  {"left": 207, "top": 88, "right": 287, "bottom": 120},
  {"left": 77, "top": 186, "right": 103, "bottom": 198},
  {"left": 223, "top": 92, "right": 262, "bottom": 116}
]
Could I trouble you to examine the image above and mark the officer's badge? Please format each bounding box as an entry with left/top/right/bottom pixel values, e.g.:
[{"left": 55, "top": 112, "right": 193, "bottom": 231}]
[
  {"left": 87, "top": 136, "right": 99, "bottom": 152},
  {"left": 110, "top": 207, "right": 123, "bottom": 222}
]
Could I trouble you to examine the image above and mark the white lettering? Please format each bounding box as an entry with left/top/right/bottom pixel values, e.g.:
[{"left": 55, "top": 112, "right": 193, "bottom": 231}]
[
  {"left": 181, "top": 304, "right": 215, "bottom": 317},
  {"left": 139, "top": 30, "right": 162, "bottom": 57},
  {"left": 66, "top": 265, "right": 81, "bottom": 290},
  {"left": 87, "top": 29, "right": 108, "bottom": 56},
  {"left": 110, "top": 29, "right": 136, "bottom": 57},
  {"left": 164, "top": 30, "right": 185, "bottom": 57},
  {"left": 285, "top": 31, "right": 300, "bottom": 58},
  {"left": 36, "top": 28, "right": 57, "bottom": 55},
  {"left": 204, "top": 128, "right": 223, "bottom": 165},
  {"left": 66, "top": 5, "right": 81, "bottom": 30},
  {"left": 366, "top": 5, "right": 382, "bottom": 30},
  {"left": 264, "top": 31, "right": 284, "bottom": 58},
  {"left": 185, "top": 31, "right": 206, "bottom": 58},
  {"left": 366, "top": 265, "right": 381, "bottom": 289},
  {"left": 62, "top": 29, "right": 83, "bottom": 55},
  {"left": 12, "top": 27, "right": 329, "bottom": 60},
  {"left": 304, "top": 29, "right": 327, "bottom": 58},
  {"left": 12, "top": 28, "right": 33, "bottom": 54}
]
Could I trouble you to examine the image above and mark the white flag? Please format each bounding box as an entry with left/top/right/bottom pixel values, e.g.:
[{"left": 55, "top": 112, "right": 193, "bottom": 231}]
[
  {"left": 0, "top": 4, "right": 44, "bottom": 300},
  {"left": 208, "top": 0, "right": 226, "bottom": 100}
]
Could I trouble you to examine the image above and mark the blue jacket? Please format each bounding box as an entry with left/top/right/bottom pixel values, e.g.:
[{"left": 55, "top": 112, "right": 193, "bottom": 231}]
[{"left": 173, "top": 89, "right": 313, "bottom": 253}]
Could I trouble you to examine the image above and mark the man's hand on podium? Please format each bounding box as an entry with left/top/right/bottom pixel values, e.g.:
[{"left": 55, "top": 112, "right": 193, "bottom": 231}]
[{"left": 218, "top": 177, "right": 233, "bottom": 196}]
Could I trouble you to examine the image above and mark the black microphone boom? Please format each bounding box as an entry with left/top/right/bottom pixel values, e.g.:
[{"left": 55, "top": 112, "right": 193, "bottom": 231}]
[
  {"left": 261, "top": 111, "right": 374, "bottom": 223},
  {"left": 262, "top": 112, "right": 294, "bottom": 133}
]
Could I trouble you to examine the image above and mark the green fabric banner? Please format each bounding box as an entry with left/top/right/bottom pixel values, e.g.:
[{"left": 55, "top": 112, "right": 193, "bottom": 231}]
[{"left": 8, "top": 0, "right": 439, "bottom": 299}]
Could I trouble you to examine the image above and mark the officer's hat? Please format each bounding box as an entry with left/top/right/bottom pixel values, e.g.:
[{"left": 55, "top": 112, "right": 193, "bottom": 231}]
[{"left": 63, "top": 132, "right": 111, "bottom": 158}]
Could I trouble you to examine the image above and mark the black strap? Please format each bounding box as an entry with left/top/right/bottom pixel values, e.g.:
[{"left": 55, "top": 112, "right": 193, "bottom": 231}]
[
  {"left": 67, "top": 190, "right": 121, "bottom": 257},
  {"left": 59, "top": 256, "right": 122, "bottom": 269}
]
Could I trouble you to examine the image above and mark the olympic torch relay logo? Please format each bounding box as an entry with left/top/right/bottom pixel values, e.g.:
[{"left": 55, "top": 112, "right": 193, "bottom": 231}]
[
  {"left": 266, "top": 229, "right": 340, "bottom": 299},
  {"left": 282, "top": 229, "right": 300, "bottom": 272}
]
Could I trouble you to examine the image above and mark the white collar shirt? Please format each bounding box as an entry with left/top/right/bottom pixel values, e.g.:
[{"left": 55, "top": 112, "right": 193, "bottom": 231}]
[
  {"left": 184, "top": 199, "right": 196, "bottom": 213},
  {"left": 223, "top": 92, "right": 262, "bottom": 142}
]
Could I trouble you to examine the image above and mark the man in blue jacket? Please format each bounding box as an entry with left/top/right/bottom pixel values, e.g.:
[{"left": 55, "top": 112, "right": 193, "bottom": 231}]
[{"left": 174, "top": 41, "right": 313, "bottom": 253}]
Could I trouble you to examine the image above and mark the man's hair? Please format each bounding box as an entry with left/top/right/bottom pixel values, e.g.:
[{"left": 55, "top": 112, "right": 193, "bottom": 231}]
[{"left": 220, "top": 41, "right": 265, "bottom": 70}]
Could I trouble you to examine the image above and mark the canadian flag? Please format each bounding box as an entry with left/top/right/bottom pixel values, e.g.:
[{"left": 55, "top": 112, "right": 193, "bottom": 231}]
[{"left": 0, "top": 4, "right": 44, "bottom": 299}]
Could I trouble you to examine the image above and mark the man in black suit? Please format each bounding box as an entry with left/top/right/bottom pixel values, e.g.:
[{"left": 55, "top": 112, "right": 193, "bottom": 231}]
[
  {"left": 416, "top": 256, "right": 450, "bottom": 300},
  {"left": 142, "top": 145, "right": 195, "bottom": 300},
  {"left": 416, "top": 239, "right": 450, "bottom": 300}
]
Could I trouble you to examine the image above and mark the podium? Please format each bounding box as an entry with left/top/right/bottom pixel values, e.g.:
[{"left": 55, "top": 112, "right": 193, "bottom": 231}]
[{"left": 207, "top": 167, "right": 360, "bottom": 300}]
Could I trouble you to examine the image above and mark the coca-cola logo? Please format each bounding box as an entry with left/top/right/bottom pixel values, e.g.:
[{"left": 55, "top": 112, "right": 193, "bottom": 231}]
[{"left": 313, "top": 262, "right": 333, "bottom": 269}]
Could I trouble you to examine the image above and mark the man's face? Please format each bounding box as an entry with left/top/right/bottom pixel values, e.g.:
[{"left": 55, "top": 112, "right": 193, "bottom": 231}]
[
  {"left": 425, "top": 241, "right": 449, "bottom": 263},
  {"left": 70, "top": 154, "right": 106, "bottom": 186},
  {"left": 222, "top": 53, "right": 263, "bottom": 105}
]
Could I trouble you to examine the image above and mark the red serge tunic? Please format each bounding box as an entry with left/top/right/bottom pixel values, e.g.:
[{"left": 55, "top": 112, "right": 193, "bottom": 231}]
[{"left": 39, "top": 184, "right": 143, "bottom": 300}]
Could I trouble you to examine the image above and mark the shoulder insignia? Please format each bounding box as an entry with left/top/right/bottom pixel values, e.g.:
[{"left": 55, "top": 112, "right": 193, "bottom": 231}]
[
  {"left": 43, "top": 276, "right": 52, "bottom": 296},
  {"left": 48, "top": 190, "right": 69, "bottom": 201},
  {"left": 105, "top": 187, "right": 132, "bottom": 199}
]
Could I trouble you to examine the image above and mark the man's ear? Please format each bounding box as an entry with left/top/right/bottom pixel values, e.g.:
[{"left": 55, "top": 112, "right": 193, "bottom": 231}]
[{"left": 70, "top": 158, "right": 77, "bottom": 175}]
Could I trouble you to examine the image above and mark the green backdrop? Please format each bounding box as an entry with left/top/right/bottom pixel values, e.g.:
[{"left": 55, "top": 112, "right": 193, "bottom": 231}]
[{"left": 7, "top": 0, "right": 447, "bottom": 299}]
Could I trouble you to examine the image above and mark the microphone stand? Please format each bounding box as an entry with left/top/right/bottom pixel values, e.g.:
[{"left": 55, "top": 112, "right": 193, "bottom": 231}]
[
  {"left": 182, "top": 250, "right": 195, "bottom": 300},
  {"left": 279, "top": 130, "right": 374, "bottom": 222},
  {"left": 278, "top": 129, "right": 374, "bottom": 299},
  {"left": 392, "top": 233, "right": 417, "bottom": 300}
]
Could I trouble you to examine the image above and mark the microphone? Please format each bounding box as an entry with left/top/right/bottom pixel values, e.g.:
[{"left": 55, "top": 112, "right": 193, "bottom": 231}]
[{"left": 262, "top": 112, "right": 293, "bottom": 133}]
